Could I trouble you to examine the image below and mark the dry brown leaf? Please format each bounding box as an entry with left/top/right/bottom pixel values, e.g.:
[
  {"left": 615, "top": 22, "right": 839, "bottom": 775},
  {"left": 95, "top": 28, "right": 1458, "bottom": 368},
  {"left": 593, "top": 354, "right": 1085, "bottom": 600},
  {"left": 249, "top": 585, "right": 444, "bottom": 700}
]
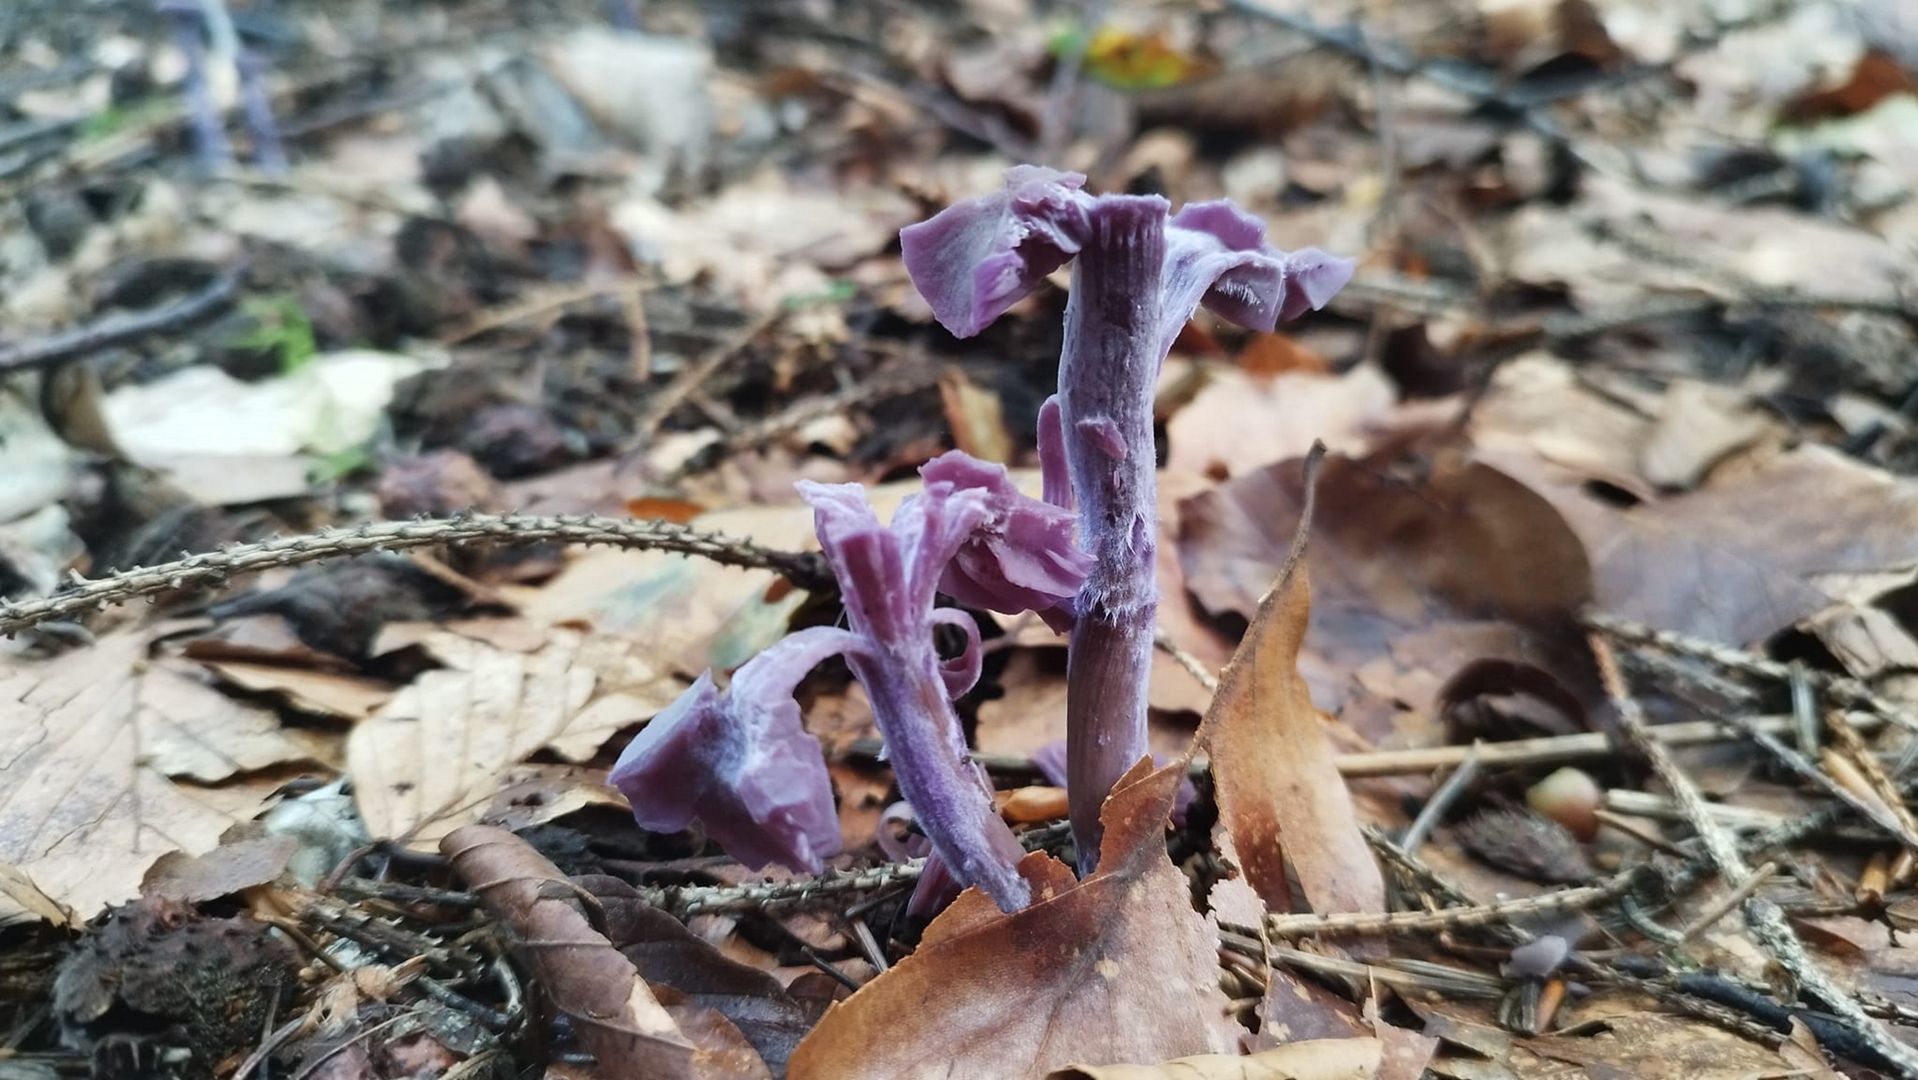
[
  {"left": 1505, "top": 174, "right": 1915, "bottom": 310},
  {"left": 1178, "top": 448, "right": 1596, "bottom": 745},
  {"left": 939, "top": 368, "right": 1014, "bottom": 463},
  {"left": 443, "top": 825, "right": 764, "bottom": 1079},
  {"left": 1637, "top": 380, "right": 1776, "bottom": 490},
  {"left": 1493, "top": 442, "right": 1918, "bottom": 646},
  {"left": 347, "top": 627, "right": 674, "bottom": 844},
  {"left": 1467, "top": 354, "right": 1652, "bottom": 494},
  {"left": 476, "top": 764, "right": 630, "bottom": 832},
  {"left": 1198, "top": 537, "right": 1384, "bottom": 915},
  {"left": 582, "top": 873, "right": 817, "bottom": 1074},
  {"left": 978, "top": 650, "right": 1203, "bottom": 760},
  {"left": 1047, "top": 1038, "right": 1383, "bottom": 1079},
  {"left": 511, "top": 500, "right": 823, "bottom": 675},
  {"left": 1237, "top": 332, "right": 1332, "bottom": 377},
  {"left": 0, "top": 861, "right": 71, "bottom": 926},
  {"left": 141, "top": 835, "right": 299, "bottom": 903},
  {"left": 0, "top": 631, "right": 335, "bottom": 919},
  {"left": 787, "top": 762, "right": 1241, "bottom": 1079}
]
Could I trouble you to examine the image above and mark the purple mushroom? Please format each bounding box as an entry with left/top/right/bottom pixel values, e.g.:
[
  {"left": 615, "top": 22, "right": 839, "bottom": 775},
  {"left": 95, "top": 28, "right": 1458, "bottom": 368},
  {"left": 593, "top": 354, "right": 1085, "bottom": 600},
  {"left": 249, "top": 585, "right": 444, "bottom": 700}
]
[
  {"left": 614, "top": 452, "right": 1088, "bottom": 913},
  {"left": 901, "top": 166, "right": 1353, "bottom": 868}
]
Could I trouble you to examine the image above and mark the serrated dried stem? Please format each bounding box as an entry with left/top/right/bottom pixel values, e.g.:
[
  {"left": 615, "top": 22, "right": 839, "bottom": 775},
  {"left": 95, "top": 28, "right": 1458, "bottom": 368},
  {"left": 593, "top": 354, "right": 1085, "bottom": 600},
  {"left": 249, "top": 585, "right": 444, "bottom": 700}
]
[
  {"left": 1591, "top": 631, "right": 1918, "bottom": 1076},
  {"left": 643, "top": 860, "right": 926, "bottom": 917},
  {"left": 635, "top": 821, "right": 1074, "bottom": 918},
  {"left": 0, "top": 513, "right": 832, "bottom": 636}
]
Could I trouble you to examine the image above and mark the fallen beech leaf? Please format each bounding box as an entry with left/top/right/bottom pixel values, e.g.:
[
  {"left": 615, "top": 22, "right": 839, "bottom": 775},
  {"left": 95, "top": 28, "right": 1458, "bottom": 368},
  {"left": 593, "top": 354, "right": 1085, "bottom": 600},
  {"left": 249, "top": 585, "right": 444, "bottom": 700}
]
[
  {"left": 1375, "top": 1020, "right": 1438, "bottom": 1080},
  {"left": 1166, "top": 367, "right": 1396, "bottom": 482},
  {"left": 939, "top": 368, "right": 1014, "bottom": 464},
  {"left": 0, "top": 631, "right": 337, "bottom": 919},
  {"left": 787, "top": 762, "right": 1240, "bottom": 1079},
  {"left": 1521, "top": 1012, "right": 1800, "bottom": 1075},
  {"left": 1507, "top": 174, "right": 1914, "bottom": 311},
  {"left": 1198, "top": 536, "right": 1384, "bottom": 915},
  {"left": 443, "top": 825, "right": 764, "bottom": 1080},
  {"left": 1047, "top": 1038, "right": 1382, "bottom": 1079},
  {"left": 1637, "top": 380, "right": 1774, "bottom": 490},
  {"left": 1493, "top": 443, "right": 1918, "bottom": 646},
  {"left": 347, "top": 627, "right": 679, "bottom": 844},
  {"left": 581, "top": 874, "right": 815, "bottom": 1074},
  {"left": 1178, "top": 447, "right": 1595, "bottom": 745},
  {"left": 1467, "top": 354, "right": 1652, "bottom": 495},
  {"left": 999, "top": 785, "right": 1070, "bottom": 823},
  {"left": 201, "top": 659, "right": 393, "bottom": 720},
  {"left": 141, "top": 835, "right": 300, "bottom": 903},
  {"left": 476, "top": 764, "right": 629, "bottom": 832},
  {"left": 513, "top": 500, "right": 823, "bottom": 674},
  {"left": 1237, "top": 332, "right": 1331, "bottom": 377}
]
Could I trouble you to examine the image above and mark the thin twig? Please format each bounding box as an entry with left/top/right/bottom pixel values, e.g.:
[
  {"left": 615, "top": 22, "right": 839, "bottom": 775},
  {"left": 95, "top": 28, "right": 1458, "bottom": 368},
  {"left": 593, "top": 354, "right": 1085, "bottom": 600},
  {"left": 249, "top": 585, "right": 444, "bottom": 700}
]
[
  {"left": 0, "top": 267, "right": 243, "bottom": 373},
  {"left": 1398, "top": 748, "right": 1481, "bottom": 854},
  {"left": 1588, "top": 612, "right": 1918, "bottom": 740},
  {"left": 1714, "top": 712, "right": 1918, "bottom": 853},
  {"left": 634, "top": 310, "right": 779, "bottom": 443},
  {"left": 1256, "top": 874, "right": 1635, "bottom": 939},
  {"left": 661, "top": 361, "right": 943, "bottom": 484},
  {"left": 1590, "top": 631, "right": 1918, "bottom": 1074},
  {"left": 934, "top": 711, "right": 1885, "bottom": 781},
  {"left": 0, "top": 513, "right": 831, "bottom": 636},
  {"left": 633, "top": 821, "right": 1074, "bottom": 917},
  {"left": 1152, "top": 628, "right": 1219, "bottom": 692},
  {"left": 1676, "top": 862, "right": 1778, "bottom": 944}
]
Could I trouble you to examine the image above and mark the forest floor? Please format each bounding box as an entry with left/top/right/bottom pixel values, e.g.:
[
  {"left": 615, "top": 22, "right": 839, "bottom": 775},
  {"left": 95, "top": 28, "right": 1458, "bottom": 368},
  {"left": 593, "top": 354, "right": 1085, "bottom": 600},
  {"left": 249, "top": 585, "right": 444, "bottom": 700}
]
[{"left": 4, "top": 0, "right": 1918, "bottom": 1077}]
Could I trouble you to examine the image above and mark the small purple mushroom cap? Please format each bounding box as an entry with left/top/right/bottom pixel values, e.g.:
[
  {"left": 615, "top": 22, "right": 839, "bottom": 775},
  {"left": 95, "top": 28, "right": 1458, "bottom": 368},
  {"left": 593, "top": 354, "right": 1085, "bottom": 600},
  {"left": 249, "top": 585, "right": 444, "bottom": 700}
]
[
  {"left": 900, "top": 167, "right": 1355, "bottom": 350},
  {"left": 610, "top": 627, "right": 856, "bottom": 874},
  {"left": 919, "top": 450, "right": 1091, "bottom": 622}
]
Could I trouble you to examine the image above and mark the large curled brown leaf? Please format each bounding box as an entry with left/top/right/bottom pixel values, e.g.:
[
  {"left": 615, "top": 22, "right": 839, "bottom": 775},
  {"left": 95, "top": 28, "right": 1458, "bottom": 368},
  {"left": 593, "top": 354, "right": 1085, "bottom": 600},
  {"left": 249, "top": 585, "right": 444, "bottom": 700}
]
[
  {"left": 1487, "top": 443, "right": 1918, "bottom": 647},
  {"left": 1178, "top": 447, "right": 1596, "bottom": 746},
  {"left": 442, "top": 825, "right": 768, "bottom": 1080},
  {"left": 578, "top": 873, "right": 815, "bottom": 1075},
  {"left": 786, "top": 762, "right": 1240, "bottom": 1079},
  {"left": 1198, "top": 553, "right": 1383, "bottom": 917}
]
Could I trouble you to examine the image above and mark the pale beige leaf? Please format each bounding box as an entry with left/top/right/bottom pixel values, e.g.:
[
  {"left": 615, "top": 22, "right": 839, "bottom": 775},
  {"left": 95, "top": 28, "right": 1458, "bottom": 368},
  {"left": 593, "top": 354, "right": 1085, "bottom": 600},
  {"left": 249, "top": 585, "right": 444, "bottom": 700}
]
[
  {"left": 349, "top": 628, "right": 603, "bottom": 844},
  {"left": 0, "top": 631, "right": 327, "bottom": 919},
  {"left": 202, "top": 660, "right": 394, "bottom": 720},
  {"left": 1166, "top": 366, "right": 1397, "bottom": 483},
  {"left": 347, "top": 625, "right": 696, "bottom": 843},
  {"left": 0, "top": 861, "right": 72, "bottom": 926}
]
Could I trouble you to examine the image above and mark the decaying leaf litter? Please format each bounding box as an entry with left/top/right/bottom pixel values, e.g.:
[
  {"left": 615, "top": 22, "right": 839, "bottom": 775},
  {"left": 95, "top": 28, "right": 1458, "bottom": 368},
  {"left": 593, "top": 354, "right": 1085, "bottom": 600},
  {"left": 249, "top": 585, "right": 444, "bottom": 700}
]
[{"left": 3, "top": 0, "right": 1918, "bottom": 1076}]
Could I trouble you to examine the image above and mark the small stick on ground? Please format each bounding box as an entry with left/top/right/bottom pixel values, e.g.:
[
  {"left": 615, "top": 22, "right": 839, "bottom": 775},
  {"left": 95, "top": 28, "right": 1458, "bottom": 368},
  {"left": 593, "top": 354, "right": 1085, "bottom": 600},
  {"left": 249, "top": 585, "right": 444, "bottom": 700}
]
[
  {"left": 1398, "top": 748, "right": 1481, "bottom": 854},
  {"left": 1589, "top": 612, "right": 1918, "bottom": 739},
  {"left": 0, "top": 267, "right": 243, "bottom": 374},
  {"left": 633, "top": 310, "right": 779, "bottom": 443},
  {"left": 1714, "top": 711, "right": 1918, "bottom": 853},
  {"left": 1590, "top": 630, "right": 1918, "bottom": 1075},
  {"left": 1257, "top": 874, "right": 1635, "bottom": 939}
]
